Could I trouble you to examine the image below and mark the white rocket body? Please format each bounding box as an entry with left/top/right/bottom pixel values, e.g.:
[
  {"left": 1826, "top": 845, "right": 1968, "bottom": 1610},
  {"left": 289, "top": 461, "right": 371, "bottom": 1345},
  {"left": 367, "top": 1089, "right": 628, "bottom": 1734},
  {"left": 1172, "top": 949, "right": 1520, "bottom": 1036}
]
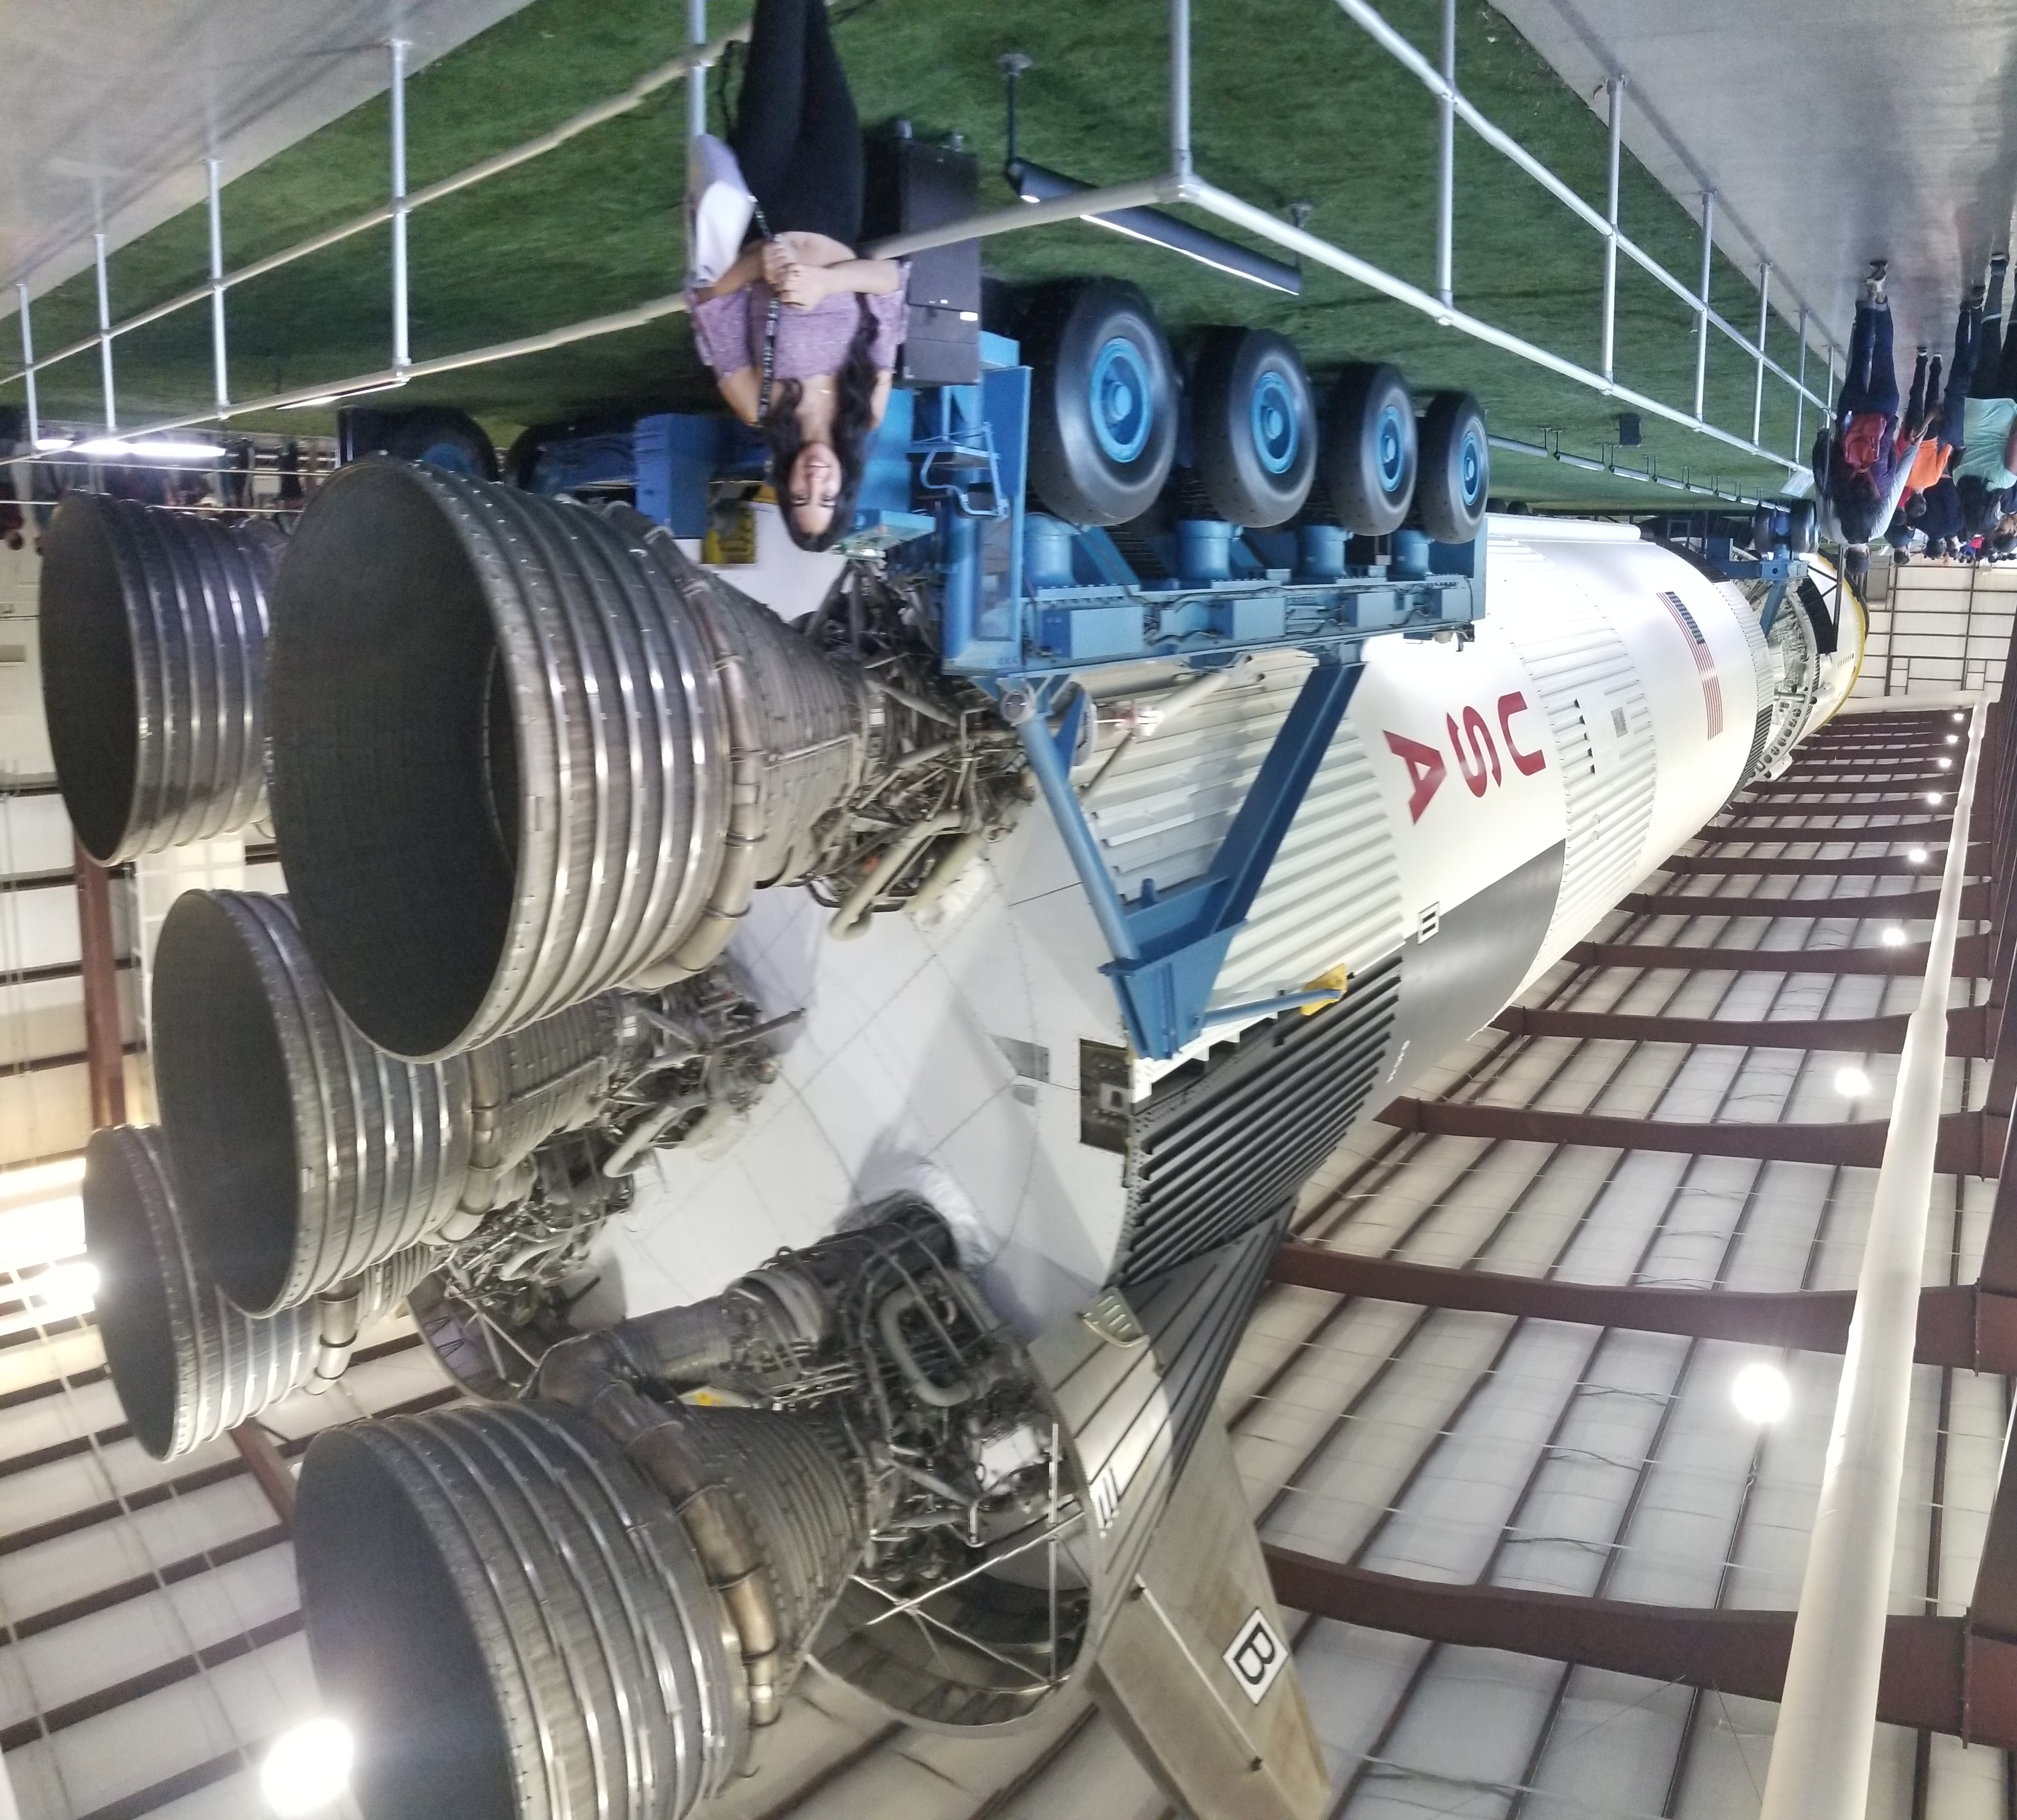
[{"left": 599, "top": 519, "right": 1858, "bottom": 1335}]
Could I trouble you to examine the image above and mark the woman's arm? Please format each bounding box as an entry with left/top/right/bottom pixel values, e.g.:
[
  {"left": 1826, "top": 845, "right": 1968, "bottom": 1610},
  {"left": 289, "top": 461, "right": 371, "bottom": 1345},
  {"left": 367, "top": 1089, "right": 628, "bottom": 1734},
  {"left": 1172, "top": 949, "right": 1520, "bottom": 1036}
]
[
  {"left": 870, "top": 370, "right": 893, "bottom": 427},
  {"left": 716, "top": 366, "right": 763, "bottom": 426},
  {"left": 693, "top": 247, "right": 764, "bottom": 304},
  {"left": 2001, "top": 416, "right": 2017, "bottom": 478},
  {"left": 771, "top": 257, "right": 904, "bottom": 309}
]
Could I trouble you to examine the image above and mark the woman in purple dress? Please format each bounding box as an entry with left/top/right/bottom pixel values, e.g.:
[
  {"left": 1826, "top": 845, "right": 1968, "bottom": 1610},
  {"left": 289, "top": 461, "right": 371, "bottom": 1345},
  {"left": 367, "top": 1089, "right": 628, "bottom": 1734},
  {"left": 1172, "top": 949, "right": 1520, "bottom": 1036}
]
[{"left": 688, "top": 0, "right": 906, "bottom": 549}]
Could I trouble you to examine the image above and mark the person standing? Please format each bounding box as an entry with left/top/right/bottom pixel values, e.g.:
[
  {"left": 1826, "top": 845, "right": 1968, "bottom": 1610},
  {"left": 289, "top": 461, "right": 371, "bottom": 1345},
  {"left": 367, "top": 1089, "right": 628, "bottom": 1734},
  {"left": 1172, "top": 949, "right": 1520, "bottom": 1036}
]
[
  {"left": 686, "top": 0, "right": 908, "bottom": 550},
  {"left": 1956, "top": 254, "right": 2017, "bottom": 538},
  {"left": 1820, "top": 261, "right": 1901, "bottom": 592}
]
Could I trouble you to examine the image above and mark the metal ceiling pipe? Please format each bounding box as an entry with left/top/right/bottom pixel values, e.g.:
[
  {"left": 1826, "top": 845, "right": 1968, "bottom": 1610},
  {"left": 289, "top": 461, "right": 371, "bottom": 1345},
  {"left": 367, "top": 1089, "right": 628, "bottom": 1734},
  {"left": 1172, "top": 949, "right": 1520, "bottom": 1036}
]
[
  {"left": 152, "top": 889, "right": 638, "bottom": 1317},
  {"left": 297, "top": 1400, "right": 862, "bottom": 1820},
  {"left": 38, "top": 493, "right": 281, "bottom": 863},
  {"left": 82, "top": 1125, "right": 426, "bottom": 1460},
  {"left": 266, "top": 460, "right": 867, "bottom": 1060}
]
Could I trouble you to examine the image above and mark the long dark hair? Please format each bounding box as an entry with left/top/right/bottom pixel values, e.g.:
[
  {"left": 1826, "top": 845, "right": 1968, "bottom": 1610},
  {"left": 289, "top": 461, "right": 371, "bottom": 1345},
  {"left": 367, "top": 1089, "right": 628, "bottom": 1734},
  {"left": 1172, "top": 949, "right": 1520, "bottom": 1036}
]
[{"left": 763, "top": 294, "right": 881, "bottom": 552}]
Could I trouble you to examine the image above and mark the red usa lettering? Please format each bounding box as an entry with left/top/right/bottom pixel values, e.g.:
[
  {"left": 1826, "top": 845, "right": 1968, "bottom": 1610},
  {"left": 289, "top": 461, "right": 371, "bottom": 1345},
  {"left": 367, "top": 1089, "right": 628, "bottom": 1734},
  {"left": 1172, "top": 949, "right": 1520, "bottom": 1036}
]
[{"left": 1385, "top": 692, "right": 1547, "bottom": 822}]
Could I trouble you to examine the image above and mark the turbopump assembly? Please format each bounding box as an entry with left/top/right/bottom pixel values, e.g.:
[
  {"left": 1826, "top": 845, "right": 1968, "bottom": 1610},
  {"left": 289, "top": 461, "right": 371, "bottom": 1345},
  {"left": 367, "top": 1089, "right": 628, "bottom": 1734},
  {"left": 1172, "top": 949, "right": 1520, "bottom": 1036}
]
[{"left": 296, "top": 1201, "right": 1284, "bottom": 1818}]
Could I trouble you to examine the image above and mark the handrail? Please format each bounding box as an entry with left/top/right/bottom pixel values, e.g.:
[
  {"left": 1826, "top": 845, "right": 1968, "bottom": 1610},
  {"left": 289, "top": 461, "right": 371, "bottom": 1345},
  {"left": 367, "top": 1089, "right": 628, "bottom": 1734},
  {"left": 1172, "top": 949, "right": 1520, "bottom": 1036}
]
[
  {"left": 1330, "top": 0, "right": 1833, "bottom": 414},
  {"left": 1756, "top": 696, "right": 1985, "bottom": 1820},
  {"left": 0, "top": 19, "right": 760, "bottom": 389}
]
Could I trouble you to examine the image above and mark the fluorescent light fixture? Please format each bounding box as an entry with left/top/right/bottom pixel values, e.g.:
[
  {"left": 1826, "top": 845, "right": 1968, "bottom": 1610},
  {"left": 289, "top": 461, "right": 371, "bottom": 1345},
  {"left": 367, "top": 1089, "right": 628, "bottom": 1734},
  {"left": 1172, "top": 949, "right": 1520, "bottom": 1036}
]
[
  {"left": 1732, "top": 1361, "right": 1791, "bottom": 1424},
  {"left": 280, "top": 377, "right": 408, "bottom": 411},
  {"left": 0, "top": 1156, "right": 85, "bottom": 1205},
  {"left": 32, "top": 436, "right": 73, "bottom": 452},
  {"left": 260, "top": 1717, "right": 354, "bottom": 1817},
  {"left": 1908, "top": 847, "right": 1928, "bottom": 864},
  {"left": 1880, "top": 926, "right": 1906, "bottom": 947},
  {"left": 1835, "top": 1066, "right": 1872, "bottom": 1097},
  {"left": 70, "top": 436, "right": 225, "bottom": 461},
  {"left": 1009, "top": 159, "right": 1302, "bottom": 295}
]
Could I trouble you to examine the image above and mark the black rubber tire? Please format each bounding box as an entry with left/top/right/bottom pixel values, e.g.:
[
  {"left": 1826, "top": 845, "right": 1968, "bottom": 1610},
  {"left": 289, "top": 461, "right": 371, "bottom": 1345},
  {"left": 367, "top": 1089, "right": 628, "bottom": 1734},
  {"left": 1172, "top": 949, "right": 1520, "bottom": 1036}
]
[
  {"left": 1788, "top": 498, "right": 1819, "bottom": 555},
  {"left": 1024, "top": 280, "right": 1178, "bottom": 526},
  {"left": 1322, "top": 363, "right": 1418, "bottom": 536},
  {"left": 1189, "top": 328, "right": 1317, "bottom": 528},
  {"left": 1751, "top": 503, "right": 1779, "bottom": 554},
  {"left": 380, "top": 407, "right": 496, "bottom": 481},
  {"left": 1415, "top": 391, "right": 1489, "bottom": 544}
]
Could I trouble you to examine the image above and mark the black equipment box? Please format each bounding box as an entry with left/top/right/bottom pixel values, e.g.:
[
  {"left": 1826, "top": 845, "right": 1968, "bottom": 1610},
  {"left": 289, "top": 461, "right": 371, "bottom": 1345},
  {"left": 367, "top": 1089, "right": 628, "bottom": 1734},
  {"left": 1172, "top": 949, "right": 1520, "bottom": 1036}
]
[{"left": 863, "top": 126, "right": 981, "bottom": 388}]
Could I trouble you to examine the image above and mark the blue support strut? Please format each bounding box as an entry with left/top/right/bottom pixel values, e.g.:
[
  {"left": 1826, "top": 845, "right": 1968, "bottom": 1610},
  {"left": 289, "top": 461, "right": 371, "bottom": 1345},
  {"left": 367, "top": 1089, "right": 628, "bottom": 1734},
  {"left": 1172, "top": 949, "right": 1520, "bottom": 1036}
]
[{"left": 1015, "top": 656, "right": 1362, "bottom": 1058}]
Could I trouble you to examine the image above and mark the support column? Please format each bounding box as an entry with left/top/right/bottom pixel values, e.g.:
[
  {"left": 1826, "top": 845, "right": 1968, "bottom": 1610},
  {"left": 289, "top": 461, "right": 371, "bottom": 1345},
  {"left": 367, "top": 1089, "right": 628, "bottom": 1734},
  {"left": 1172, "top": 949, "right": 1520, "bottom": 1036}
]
[{"left": 73, "top": 841, "right": 125, "bottom": 1129}]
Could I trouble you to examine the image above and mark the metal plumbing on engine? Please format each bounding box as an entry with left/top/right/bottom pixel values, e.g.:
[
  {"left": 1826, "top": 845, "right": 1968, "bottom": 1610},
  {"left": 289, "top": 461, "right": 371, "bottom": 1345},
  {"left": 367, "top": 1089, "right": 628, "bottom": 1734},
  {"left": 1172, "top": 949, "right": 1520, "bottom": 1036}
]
[{"left": 297, "top": 1202, "right": 1087, "bottom": 1820}]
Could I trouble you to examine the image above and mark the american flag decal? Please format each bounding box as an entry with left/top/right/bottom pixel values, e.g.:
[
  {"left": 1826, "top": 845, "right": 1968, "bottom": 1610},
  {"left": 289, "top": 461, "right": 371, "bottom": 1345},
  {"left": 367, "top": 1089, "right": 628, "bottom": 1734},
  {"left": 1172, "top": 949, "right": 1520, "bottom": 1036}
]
[{"left": 1658, "top": 591, "right": 1723, "bottom": 738}]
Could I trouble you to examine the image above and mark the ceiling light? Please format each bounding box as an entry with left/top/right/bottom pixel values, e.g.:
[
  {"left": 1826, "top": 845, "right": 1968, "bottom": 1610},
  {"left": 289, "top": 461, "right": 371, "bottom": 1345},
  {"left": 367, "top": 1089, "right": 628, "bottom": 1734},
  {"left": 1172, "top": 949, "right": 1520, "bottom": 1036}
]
[
  {"left": 259, "top": 1717, "right": 354, "bottom": 1817},
  {"left": 1835, "top": 1066, "right": 1872, "bottom": 1097},
  {"left": 1732, "top": 1361, "right": 1791, "bottom": 1424},
  {"left": 1946, "top": 734, "right": 1959, "bottom": 745},
  {"left": 26, "top": 1259, "right": 97, "bottom": 1317},
  {"left": 1925, "top": 791, "right": 1942, "bottom": 805},
  {"left": 1880, "top": 926, "right": 1906, "bottom": 946},
  {"left": 1954, "top": 712, "right": 1965, "bottom": 721},
  {"left": 71, "top": 436, "right": 226, "bottom": 461},
  {"left": 0, "top": 1193, "right": 85, "bottom": 1267},
  {"left": 1937, "top": 757, "right": 1952, "bottom": 769},
  {"left": 1908, "top": 847, "right": 1928, "bottom": 863},
  {"left": 32, "top": 435, "right": 73, "bottom": 452}
]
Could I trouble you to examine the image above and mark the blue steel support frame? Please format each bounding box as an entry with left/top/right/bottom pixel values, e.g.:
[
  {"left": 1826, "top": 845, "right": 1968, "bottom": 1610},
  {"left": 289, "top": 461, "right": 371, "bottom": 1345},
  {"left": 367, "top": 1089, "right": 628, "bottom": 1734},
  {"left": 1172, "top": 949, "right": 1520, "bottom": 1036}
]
[{"left": 1014, "top": 656, "right": 1362, "bottom": 1056}]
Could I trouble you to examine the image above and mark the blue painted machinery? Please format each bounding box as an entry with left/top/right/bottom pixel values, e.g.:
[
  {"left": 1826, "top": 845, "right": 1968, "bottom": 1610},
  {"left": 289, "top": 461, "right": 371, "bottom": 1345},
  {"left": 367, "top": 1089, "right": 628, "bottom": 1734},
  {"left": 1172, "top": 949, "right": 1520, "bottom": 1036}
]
[{"left": 520, "top": 327, "right": 1488, "bottom": 1061}]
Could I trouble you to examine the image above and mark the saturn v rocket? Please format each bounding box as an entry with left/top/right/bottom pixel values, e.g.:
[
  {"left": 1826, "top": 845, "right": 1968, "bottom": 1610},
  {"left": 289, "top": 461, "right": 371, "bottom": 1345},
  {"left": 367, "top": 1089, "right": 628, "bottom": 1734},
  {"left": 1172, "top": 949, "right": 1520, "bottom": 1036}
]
[{"left": 42, "top": 455, "right": 1855, "bottom": 1820}]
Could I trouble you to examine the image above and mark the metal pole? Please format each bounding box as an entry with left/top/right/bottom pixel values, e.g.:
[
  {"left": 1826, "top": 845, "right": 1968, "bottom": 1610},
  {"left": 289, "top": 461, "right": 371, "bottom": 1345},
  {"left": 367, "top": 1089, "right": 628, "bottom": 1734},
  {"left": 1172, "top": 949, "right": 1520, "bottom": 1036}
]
[
  {"left": 1435, "top": 0, "right": 1455, "bottom": 311},
  {"left": 390, "top": 39, "right": 410, "bottom": 373},
  {"left": 1600, "top": 75, "right": 1624, "bottom": 385},
  {"left": 94, "top": 232, "right": 114, "bottom": 433},
  {"left": 686, "top": 0, "right": 708, "bottom": 141},
  {"left": 206, "top": 158, "right": 229, "bottom": 414},
  {"left": 1826, "top": 344, "right": 1837, "bottom": 428},
  {"left": 16, "top": 284, "right": 37, "bottom": 450},
  {"left": 1693, "top": 190, "right": 1714, "bottom": 421},
  {"left": 1753, "top": 260, "right": 1771, "bottom": 448},
  {"left": 1754, "top": 700, "right": 1984, "bottom": 1820},
  {"left": 1169, "top": 0, "right": 1192, "bottom": 179},
  {"left": 1795, "top": 305, "right": 1808, "bottom": 457}
]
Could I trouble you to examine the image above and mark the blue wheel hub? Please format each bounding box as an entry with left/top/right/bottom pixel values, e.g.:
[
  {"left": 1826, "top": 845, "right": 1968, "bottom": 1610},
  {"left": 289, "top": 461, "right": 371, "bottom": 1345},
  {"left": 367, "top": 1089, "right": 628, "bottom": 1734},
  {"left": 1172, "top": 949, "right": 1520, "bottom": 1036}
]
[
  {"left": 1375, "top": 404, "right": 1408, "bottom": 493},
  {"left": 1459, "top": 428, "right": 1484, "bottom": 505},
  {"left": 421, "top": 441, "right": 481, "bottom": 476},
  {"left": 1250, "top": 370, "right": 1299, "bottom": 475},
  {"left": 1090, "top": 336, "right": 1153, "bottom": 465}
]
